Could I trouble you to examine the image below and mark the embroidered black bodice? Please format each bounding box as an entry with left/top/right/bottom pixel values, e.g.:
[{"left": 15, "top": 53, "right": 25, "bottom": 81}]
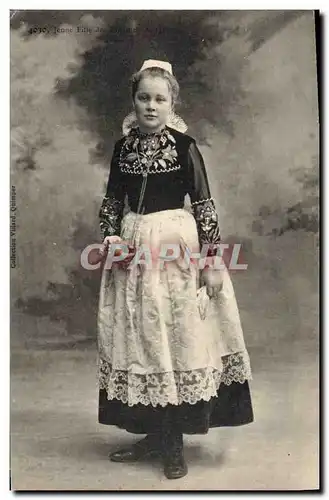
[{"left": 99, "top": 126, "right": 221, "bottom": 246}]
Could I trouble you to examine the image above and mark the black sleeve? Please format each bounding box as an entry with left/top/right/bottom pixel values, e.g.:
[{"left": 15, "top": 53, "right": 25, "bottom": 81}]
[
  {"left": 187, "top": 140, "right": 221, "bottom": 245},
  {"left": 99, "top": 141, "right": 125, "bottom": 239}
]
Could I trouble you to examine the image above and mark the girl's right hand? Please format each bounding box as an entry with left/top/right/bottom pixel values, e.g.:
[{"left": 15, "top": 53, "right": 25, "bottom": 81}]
[{"left": 99, "top": 235, "right": 123, "bottom": 256}]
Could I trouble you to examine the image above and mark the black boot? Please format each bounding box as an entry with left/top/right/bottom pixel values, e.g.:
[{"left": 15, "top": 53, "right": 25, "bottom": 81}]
[
  {"left": 109, "top": 433, "right": 161, "bottom": 462},
  {"left": 162, "top": 426, "right": 188, "bottom": 480}
]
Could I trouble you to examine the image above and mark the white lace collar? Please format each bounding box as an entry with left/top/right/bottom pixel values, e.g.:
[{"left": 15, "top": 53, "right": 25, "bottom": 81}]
[{"left": 122, "top": 111, "right": 188, "bottom": 136}]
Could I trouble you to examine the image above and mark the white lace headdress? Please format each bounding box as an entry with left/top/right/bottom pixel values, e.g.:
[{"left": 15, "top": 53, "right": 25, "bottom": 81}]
[{"left": 122, "top": 59, "right": 188, "bottom": 136}]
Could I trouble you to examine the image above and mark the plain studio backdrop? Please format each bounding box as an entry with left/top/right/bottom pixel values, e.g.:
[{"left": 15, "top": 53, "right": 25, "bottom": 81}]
[{"left": 10, "top": 10, "right": 319, "bottom": 490}]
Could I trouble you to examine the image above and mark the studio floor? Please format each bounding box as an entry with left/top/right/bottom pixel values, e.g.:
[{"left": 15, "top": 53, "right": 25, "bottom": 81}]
[{"left": 11, "top": 344, "right": 319, "bottom": 491}]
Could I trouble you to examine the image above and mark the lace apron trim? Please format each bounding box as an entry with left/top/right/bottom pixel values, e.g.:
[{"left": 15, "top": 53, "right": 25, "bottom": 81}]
[{"left": 98, "top": 352, "right": 252, "bottom": 408}]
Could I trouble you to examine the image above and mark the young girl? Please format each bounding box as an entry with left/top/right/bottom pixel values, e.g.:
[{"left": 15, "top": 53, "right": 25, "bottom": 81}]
[{"left": 97, "top": 59, "right": 253, "bottom": 480}]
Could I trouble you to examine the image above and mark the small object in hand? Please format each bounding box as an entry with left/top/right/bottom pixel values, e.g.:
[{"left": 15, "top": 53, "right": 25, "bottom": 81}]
[
  {"left": 115, "top": 243, "right": 137, "bottom": 270},
  {"left": 196, "top": 286, "right": 210, "bottom": 320}
]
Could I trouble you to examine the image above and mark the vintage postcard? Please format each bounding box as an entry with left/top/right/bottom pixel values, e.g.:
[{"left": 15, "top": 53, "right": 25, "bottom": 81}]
[{"left": 10, "top": 10, "right": 319, "bottom": 491}]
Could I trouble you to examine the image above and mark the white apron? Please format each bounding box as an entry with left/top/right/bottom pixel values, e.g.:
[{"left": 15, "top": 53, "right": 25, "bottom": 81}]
[{"left": 97, "top": 208, "right": 252, "bottom": 407}]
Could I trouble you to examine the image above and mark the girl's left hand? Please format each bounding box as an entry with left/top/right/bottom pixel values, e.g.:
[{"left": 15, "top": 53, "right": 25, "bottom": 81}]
[{"left": 200, "top": 267, "right": 225, "bottom": 298}]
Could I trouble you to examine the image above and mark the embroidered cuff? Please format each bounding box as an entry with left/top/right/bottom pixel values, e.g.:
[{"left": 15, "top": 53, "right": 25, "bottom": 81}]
[
  {"left": 191, "top": 196, "right": 214, "bottom": 207},
  {"left": 192, "top": 198, "right": 221, "bottom": 245},
  {"left": 99, "top": 195, "right": 124, "bottom": 239}
]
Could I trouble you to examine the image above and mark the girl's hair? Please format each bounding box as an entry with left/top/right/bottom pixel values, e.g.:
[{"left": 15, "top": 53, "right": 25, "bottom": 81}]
[{"left": 131, "top": 67, "right": 180, "bottom": 106}]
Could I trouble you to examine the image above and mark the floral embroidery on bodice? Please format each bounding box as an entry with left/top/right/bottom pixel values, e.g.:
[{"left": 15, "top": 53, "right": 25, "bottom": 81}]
[
  {"left": 119, "top": 127, "right": 181, "bottom": 175},
  {"left": 99, "top": 126, "right": 221, "bottom": 244}
]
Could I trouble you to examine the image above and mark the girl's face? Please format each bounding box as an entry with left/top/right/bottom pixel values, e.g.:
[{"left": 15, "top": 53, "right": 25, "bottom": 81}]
[{"left": 134, "top": 76, "right": 172, "bottom": 133}]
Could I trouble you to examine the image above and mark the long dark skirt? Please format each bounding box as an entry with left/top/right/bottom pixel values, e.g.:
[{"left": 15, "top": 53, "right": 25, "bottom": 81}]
[{"left": 99, "top": 381, "right": 253, "bottom": 435}]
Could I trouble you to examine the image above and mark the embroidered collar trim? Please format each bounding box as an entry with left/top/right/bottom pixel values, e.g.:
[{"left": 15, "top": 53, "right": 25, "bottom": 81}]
[{"left": 119, "top": 127, "right": 181, "bottom": 175}]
